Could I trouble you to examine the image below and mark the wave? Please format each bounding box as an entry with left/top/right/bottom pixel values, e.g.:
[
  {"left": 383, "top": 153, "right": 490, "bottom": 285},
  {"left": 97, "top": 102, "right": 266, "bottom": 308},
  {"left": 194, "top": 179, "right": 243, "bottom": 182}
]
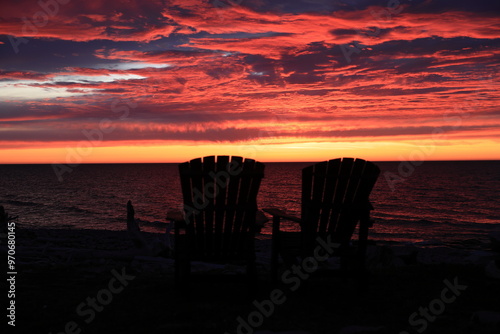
[
  {"left": 135, "top": 218, "right": 169, "bottom": 228},
  {"left": 374, "top": 218, "right": 440, "bottom": 226},
  {"left": 2, "top": 199, "right": 42, "bottom": 207},
  {"left": 64, "top": 205, "right": 96, "bottom": 215}
]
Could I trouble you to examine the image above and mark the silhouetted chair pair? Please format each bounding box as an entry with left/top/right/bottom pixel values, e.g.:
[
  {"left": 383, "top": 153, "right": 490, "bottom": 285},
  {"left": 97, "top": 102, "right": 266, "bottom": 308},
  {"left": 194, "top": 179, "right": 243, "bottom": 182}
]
[{"left": 166, "top": 156, "right": 380, "bottom": 288}]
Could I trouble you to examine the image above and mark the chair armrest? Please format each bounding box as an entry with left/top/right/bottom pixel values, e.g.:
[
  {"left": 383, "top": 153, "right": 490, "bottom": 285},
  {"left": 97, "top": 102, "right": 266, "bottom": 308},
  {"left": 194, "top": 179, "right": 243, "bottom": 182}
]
[
  {"left": 263, "top": 207, "right": 301, "bottom": 282},
  {"left": 256, "top": 210, "right": 269, "bottom": 226},
  {"left": 263, "top": 208, "right": 302, "bottom": 223}
]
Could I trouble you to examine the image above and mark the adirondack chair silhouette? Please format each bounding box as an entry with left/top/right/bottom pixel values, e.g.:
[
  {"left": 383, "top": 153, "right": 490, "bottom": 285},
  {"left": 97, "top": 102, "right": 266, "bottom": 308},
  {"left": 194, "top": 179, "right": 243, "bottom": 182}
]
[
  {"left": 264, "top": 158, "right": 380, "bottom": 280},
  {"left": 166, "top": 156, "right": 265, "bottom": 290}
]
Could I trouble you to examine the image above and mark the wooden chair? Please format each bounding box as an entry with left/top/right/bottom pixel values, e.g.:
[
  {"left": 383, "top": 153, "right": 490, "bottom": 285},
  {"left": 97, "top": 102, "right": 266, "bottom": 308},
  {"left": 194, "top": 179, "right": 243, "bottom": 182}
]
[
  {"left": 166, "top": 156, "right": 265, "bottom": 290},
  {"left": 264, "top": 158, "right": 380, "bottom": 281}
]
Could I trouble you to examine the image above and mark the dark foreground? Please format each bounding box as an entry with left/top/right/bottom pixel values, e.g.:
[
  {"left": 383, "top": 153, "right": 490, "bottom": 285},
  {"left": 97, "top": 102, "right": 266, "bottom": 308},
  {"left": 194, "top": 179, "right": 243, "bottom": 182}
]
[{"left": 7, "top": 228, "right": 500, "bottom": 334}]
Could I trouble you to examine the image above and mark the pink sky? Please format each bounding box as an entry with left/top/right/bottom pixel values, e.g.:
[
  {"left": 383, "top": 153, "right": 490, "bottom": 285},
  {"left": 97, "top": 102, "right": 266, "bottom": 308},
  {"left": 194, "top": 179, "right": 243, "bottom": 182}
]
[{"left": 0, "top": 0, "right": 499, "bottom": 163}]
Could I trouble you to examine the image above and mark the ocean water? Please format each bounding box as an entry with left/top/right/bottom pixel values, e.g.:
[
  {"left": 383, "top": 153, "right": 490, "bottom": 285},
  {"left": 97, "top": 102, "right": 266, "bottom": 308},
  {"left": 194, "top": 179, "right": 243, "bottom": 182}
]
[{"left": 1, "top": 161, "right": 499, "bottom": 249}]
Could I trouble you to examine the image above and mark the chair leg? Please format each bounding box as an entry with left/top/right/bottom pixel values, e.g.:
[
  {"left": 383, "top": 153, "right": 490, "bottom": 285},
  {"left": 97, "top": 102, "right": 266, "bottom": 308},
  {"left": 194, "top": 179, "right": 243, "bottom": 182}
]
[
  {"left": 246, "top": 260, "right": 258, "bottom": 297},
  {"left": 357, "top": 213, "right": 371, "bottom": 270},
  {"left": 175, "top": 238, "right": 191, "bottom": 295},
  {"left": 271, "top": 216, "right": 281, "bottom": 282},
  {"left": 354, "top": 214, "right": 372, "bottom": 287}
]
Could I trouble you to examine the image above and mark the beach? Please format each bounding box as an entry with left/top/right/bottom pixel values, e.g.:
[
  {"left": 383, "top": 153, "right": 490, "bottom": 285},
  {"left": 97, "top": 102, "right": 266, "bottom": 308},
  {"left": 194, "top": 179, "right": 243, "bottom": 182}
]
[{"left": 6, "top": 223, "right": 500, "bottom": 334}]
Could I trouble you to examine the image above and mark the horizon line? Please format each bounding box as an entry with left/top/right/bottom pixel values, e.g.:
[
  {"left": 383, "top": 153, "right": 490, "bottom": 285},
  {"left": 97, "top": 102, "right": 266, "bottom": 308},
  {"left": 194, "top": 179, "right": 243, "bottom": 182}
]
[{"left": 1, "top": 159, "right": 499, "bottom": 165}]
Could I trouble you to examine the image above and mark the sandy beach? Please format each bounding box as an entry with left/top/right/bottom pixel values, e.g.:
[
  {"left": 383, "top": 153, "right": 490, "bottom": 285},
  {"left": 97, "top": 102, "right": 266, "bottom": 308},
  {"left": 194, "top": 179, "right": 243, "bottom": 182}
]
[{"left": 4, "top": 224, "right": 500, "bottom": 334}]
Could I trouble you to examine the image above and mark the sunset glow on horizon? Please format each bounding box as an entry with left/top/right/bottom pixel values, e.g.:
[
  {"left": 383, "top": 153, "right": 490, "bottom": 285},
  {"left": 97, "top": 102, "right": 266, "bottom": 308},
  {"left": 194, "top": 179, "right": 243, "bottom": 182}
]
[{"left": 1, "top": 0, "right": 499, "bottom": 164}]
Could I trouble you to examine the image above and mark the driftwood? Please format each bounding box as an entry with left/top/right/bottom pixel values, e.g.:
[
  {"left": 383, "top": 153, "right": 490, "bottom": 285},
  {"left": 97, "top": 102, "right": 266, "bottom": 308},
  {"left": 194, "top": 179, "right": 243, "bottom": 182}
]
[
  {"left": 127, "top": 200, "right": 148, "bottom": 248},
  {"left": 1, "top": 205, "right": 18, "bottom": 234},
  {"left": 126, "top": 200, "right": 171, "bottom": 257}
]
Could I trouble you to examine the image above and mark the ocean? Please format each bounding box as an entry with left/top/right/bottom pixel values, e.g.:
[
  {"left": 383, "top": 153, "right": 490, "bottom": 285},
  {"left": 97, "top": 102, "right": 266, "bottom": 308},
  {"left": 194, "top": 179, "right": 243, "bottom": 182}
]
[{"left": 1, "top": 161, "right": 499, "bottom": 249}]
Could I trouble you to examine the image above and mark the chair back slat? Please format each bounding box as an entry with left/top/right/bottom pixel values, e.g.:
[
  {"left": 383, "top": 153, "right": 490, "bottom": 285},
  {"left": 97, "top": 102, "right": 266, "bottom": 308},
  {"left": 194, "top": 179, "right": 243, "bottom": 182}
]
[
  {"left": 179, "top": 161, "right": 196, "bottom": 247},
  {"left": 188, "top": 158, "right": 205, "bottom": 253},
  {"left": 231, "top": 158, "right": 256, "bottom": 254},
  {"left": 301, "top": 166, "right": 313, "bottom": 216},
  {"left": 223, "top": 156, "right": 242, "bottom": 255},
  {"left": 245, "top": 161, "right": 265, "bottom": 254},
  {"left": 318, "top": 159, "right": 341, "bottom": 234},
  {"left": 328, "top": 157, "right": 354, "bottom": 237},
  {"left": 180, "top": 156, "right": 264, "bottom": 260},
  {"left": 310, "top": 161, "right": 327, "bottom": 233},
  {"left": 334, "top": 158, "right": 366, "bottom": 243},
  {"left": 214, "top": 155, "right": 230, "bottom": 258},
  {"left": 354, "top": 161, "right": 380, "bottom": 206},
  {"left": 202, "top": 155, "right": 216, "bottom": 257},
  {"left": 302, "top": 157, "right": 380, "bottom": 247}
]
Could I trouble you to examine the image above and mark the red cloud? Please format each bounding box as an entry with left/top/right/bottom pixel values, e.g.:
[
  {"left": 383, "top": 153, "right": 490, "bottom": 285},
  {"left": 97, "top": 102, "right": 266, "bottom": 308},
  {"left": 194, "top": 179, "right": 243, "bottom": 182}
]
[{"left": 1, "top": 0, "right": 499, "bottom": 157}]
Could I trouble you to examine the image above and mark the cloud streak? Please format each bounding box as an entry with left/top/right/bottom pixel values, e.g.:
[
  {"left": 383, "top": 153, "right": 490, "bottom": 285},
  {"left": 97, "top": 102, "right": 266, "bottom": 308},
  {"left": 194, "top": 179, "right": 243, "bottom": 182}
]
[{"left": 0, "top": 0, "right": 499, "bottom": 161}]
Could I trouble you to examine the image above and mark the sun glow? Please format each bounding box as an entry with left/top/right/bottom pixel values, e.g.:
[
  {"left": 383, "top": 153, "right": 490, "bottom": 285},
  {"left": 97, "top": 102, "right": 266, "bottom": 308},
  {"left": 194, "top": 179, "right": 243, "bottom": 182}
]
[{"left": 2, "top": 139, "right": 499, "bottom": 164}]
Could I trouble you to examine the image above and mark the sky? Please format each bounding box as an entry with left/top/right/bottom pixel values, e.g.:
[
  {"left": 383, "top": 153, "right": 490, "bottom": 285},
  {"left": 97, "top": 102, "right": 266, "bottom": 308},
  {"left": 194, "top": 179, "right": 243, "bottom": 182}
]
[{"left": 0, "top": 0, "right": 499, "bottom": 164}]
